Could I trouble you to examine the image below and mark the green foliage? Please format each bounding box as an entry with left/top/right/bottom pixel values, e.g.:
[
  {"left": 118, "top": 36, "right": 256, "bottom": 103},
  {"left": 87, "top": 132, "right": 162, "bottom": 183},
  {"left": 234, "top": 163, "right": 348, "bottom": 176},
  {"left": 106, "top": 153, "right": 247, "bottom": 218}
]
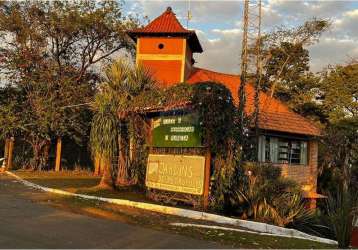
[
  {"left": 261, "top": 18, "right": 329, "bottom": 120},
  {"left": 317, "top": 63, "right": 358, "bottom": 196},
  {"left": 191, "top": 82, "right": 239, "bottom": 155},
  {"left": 90, "top": 92, "right": 120, "bottom": 160},
  {"left": 90, "top": 60, "right": 155, "bottom": 186},
  {"left": 91, "top": 73, "right": 243, "bottom": 194},
  {"left": 233, "top": 163, "right": 309, "bottom": 227},
  {"left": 326, "top": 186, "right": 358, "bottom": 248},
  {"left": 320, "top": 118, "right": 358, "bottom": 192},
  {"left": 0, "top": 86, "right": 25, "bottom": 139},
  {"left": 173, "top": 82, "right": 242, "bottom": 211},
  {"left": 0, "top": 0, "right": 139, "bottom": 82},
  {"left": 263, "top": 42, "right": 310, "bottom": 95},
  {"left": 319, "top": 64, "right": 358, "bottom": 122},
  {"left": 0, "top": 0, "right": 138, "bottom": 170}
]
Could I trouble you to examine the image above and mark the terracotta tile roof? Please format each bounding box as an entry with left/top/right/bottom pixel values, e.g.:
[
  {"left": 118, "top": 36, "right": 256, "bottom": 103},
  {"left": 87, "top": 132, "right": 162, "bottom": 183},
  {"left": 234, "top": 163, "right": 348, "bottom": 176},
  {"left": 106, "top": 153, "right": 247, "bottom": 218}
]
[
  {"left": 132, "top": 7, "right": 191, "bottom": 34},
  {"left": 127, "top": 7, "right": 203, "bottom": 53},
  {"left": 187, "top": 67, "right": 321, "bottom": 136}
]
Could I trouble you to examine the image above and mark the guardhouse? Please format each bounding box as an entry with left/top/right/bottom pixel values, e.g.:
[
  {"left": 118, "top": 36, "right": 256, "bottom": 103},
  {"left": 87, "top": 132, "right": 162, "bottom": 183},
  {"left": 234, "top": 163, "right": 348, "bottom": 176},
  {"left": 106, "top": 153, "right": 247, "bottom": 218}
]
[{"left": 128, "top": 7, "right": 323, "bottom": 208}]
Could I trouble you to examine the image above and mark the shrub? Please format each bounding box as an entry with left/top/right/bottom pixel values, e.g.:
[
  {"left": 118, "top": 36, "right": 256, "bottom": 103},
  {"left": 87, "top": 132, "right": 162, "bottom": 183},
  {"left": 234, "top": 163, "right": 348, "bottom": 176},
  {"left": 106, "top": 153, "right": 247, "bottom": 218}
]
[
  {"left": 233, "top": 162, "right": 311, "bottom": 227},
  {"left": 326, "top": 186, "right": 358, "bottom": 248}
]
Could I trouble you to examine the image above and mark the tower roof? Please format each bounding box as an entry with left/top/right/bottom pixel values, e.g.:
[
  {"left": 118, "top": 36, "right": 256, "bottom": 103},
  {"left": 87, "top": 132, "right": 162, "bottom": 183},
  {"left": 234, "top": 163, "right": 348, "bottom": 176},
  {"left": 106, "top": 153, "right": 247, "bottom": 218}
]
[{"left": 127, "top": 7, "right": 203, "bottom": 53}]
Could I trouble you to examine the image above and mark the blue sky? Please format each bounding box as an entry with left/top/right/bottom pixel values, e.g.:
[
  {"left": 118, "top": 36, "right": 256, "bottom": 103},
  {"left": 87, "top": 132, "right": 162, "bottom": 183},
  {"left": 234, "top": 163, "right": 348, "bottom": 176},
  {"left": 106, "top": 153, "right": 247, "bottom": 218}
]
[{"left": 123, "top": 0, "right": 358, "bottom": 74}]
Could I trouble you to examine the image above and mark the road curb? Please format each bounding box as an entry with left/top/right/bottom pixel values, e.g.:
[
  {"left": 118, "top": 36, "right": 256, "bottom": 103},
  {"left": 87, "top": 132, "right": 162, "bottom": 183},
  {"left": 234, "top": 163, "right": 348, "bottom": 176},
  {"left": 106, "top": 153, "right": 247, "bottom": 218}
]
[{"left": 5, "top": 171, "right": 337, "bottom": 245}]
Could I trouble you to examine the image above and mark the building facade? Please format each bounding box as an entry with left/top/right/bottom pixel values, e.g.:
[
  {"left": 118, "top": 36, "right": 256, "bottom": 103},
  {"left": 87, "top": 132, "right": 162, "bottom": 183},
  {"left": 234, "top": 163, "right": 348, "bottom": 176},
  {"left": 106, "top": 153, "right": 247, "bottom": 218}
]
[{"left": 128, "top": 7, "right": 323, "bottom": 207}]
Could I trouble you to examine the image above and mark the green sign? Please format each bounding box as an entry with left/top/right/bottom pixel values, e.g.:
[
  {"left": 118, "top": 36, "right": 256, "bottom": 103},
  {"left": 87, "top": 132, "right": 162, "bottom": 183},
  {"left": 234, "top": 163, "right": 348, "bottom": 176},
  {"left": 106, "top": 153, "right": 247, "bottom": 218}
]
[{"left": 152, "top": 113, "right": 202, "bottom": 147}]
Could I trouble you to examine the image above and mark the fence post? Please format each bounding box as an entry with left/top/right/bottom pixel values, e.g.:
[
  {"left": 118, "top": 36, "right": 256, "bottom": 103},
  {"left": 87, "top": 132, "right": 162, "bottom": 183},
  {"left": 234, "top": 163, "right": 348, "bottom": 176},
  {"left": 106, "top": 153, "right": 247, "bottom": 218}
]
[
  {"left": 1, "top": 139, "right": 9, "bottom": 169},
  {"left": 7, "top": 137, "right": 14, "bottom": 170},
  {"left": 55, "top": 137, "right": 62, "bottom": 172},
  {"left": 203, "top": 149, "right": 211, "bottom": 210}
]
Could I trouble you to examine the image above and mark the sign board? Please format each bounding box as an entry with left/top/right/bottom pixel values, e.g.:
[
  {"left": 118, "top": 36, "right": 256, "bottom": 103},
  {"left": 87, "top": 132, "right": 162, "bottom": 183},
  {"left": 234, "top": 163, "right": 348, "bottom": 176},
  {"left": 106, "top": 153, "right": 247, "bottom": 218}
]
[
  {"left": 146, "top": 154, "right": 206, "bottom": 195},
  {"left": 151, "top": 113, "right": 202, "bottom": 148}
]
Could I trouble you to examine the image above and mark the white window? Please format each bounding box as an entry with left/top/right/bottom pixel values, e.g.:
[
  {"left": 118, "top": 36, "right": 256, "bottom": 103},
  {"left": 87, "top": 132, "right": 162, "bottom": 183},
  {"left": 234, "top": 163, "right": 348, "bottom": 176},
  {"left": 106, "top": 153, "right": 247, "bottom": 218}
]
[{"left": 258, "top": 136, "right": 308, "bottom": 165}]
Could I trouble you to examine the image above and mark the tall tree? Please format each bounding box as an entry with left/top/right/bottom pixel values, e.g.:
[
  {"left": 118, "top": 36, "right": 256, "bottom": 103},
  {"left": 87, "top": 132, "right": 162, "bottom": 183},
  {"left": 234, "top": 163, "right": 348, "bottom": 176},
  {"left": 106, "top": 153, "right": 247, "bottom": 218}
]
[
  {"left": 0, "top": 0, "right": 139, "bottom": 169},
  {"left": 90, "top": 60, "right": 155, "bottom": 188},
  {"left": 261, "top": 19, "right": 330, "bottom": 111},
  {"left": 319, "top": 63, "right": 358, "bottom": 192}
]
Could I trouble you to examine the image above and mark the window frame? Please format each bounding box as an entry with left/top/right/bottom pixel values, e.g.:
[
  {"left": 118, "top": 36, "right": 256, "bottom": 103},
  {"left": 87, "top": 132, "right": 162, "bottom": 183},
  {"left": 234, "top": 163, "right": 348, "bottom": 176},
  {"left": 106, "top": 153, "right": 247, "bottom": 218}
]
[{"left": 258, "top": 135, "right": 308, "bottom": 165}]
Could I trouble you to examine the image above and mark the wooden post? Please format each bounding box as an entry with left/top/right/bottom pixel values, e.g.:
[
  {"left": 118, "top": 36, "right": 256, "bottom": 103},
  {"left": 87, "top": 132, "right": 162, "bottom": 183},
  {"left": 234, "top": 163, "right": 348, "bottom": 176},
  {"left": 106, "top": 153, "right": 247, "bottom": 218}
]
[
  {"left": 55, "top": 137, "right": 62, "bottom": 172},
  {"left": 148, "top": 119, "right": 153, "bottom": 154},
  {"left": 203, "top": 149, "right": 211, "bottom": 210},
  {"left": 94, "top": 153, "right": 101, "bottom": 176},
  {"left": 7, "top": 137, "right": 14, "bottom": 170},
  {"left": 2, "top": 139, "right": 9, "bottom": 168}
]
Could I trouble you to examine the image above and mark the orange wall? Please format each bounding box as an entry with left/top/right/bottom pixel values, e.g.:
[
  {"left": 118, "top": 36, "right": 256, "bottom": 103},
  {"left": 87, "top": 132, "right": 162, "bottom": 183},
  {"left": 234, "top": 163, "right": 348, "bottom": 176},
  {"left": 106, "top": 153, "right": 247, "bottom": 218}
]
[
  {"left": 136, "top": 37, "right": 188, "bottom": 87},
  {"left": 139, "top": 59, "right": 182, "bottom": 87},
  {"left": 184, "top": 46, "right": 193, "bottom": 80},
  {"left": 138, "top": 37, "right": 184, "bottom": 55}
]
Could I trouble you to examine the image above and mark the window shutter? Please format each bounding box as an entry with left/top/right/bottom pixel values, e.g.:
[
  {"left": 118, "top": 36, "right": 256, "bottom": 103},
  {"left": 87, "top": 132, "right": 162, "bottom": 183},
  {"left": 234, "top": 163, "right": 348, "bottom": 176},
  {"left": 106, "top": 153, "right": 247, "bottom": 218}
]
[
  {"left": 270, "top": 137, "right": 278, "bottom": 163},
  {"left": 300, "top": 141, "right": 308, "bottom": 165},
  {"left": 258, "top": 136, "right": 266, "bottom": 162}
]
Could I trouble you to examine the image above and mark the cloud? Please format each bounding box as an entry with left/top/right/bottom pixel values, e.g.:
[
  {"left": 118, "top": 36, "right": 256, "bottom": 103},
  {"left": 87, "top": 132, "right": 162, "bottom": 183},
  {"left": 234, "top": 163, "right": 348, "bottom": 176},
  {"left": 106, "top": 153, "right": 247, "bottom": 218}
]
[
  {"left": 124, "top": 0, "right": 358, "bottom": 73},
  {"left": 266, "top": 0, "right": 349, "bottom": 22},
  {"left": 333, "top": 9, "right": 358, "bottom": 38},
  {"left": 309, "top": 37, "right": 358, "bottom": 71},
  {"left": 194, "top": 28, "right": 242, "bottom": 74},
  {"left": 211, "top": 28, "right": 242, "bottom": 35},
  {"left": 135, "top": 0, "right": 242, "bottom": 23}
]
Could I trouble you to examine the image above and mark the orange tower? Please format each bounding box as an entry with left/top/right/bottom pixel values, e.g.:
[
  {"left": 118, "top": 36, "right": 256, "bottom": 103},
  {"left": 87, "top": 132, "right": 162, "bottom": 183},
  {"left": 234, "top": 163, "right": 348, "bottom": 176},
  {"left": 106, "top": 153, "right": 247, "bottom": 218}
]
[{"left": 128, "top": 7, "right": 203, "bottom": 87}]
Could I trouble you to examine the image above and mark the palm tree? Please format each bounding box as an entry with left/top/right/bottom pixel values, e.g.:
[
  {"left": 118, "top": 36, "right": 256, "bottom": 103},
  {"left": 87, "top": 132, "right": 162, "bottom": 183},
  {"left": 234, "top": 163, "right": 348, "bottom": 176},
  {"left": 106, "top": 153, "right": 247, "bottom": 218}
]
[{"left": 90, "top": 60, "right": 155, "bottom": 188}]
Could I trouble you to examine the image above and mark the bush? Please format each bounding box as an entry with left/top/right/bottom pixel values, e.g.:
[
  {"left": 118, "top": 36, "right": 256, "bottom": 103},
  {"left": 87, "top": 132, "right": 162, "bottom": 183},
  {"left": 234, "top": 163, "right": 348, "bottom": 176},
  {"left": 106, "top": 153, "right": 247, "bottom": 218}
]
[
  {"left": 289, "top": 208, "right": 335, "bottom": 240},
  {"left": 232, "top": 162, "right": 311, "bottom": 227},
  {"left": 326, "top": 186, "right": 358, "bottom": 248}
]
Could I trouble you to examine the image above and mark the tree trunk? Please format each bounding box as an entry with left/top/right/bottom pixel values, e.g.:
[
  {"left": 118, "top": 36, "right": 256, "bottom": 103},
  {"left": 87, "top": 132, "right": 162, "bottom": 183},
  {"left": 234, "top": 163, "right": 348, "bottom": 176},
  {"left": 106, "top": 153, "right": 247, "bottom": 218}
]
[
  {"left": 55, "top": 137, "right": 62, "bottom": 172},
  {"left": 94, "top": 153, "right": 101, "bottom": 176},
  {"left": 116, "top": 133, "right": 130, "bottom": 186},
  {"left": 99, "top": 157, "right": 113, "bottom": 189},
  {"left": 29, "top": 137, "right": 48, "bottom": 170},
  {"left": 7, "top": 137, "right": 14, "bottom": 170},
  {"left": 342, "top": 150, "right": 351, "bottom": 192},
  {"left": 43, "top": 141, "right": 50, "bottom": 170},
  {"left": 32, "top": 144, "right": 40, "bottom": 170}
]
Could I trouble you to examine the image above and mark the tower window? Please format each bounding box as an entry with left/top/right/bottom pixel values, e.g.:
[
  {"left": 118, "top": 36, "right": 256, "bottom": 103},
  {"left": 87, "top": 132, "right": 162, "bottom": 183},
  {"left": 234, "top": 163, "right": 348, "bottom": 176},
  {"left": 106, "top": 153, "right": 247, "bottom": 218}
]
[{"left": 158, "top": 43, "right": 164, "bottom": 49}]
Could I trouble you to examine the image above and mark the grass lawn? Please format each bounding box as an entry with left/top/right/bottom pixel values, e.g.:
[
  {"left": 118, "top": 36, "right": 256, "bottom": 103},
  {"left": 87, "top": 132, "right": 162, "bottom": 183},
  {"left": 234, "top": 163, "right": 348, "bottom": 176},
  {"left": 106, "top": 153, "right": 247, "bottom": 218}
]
[
  {"left": 14, "top": 169, "right": 150, "bottom": 202},
  {"left": 12, "top": 170, "right": 337, "bottom": 249}
]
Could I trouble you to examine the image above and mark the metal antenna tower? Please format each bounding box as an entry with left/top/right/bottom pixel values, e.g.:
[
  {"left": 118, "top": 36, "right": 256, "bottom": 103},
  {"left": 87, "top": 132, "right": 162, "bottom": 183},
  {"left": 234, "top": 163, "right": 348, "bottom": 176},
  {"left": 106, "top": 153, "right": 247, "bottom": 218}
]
[
  {"left": 238, "top": 0, "right": 263, "bottom": 158},
  {"left": 186, "top": 0, "right": 192, "bottom": 29}
]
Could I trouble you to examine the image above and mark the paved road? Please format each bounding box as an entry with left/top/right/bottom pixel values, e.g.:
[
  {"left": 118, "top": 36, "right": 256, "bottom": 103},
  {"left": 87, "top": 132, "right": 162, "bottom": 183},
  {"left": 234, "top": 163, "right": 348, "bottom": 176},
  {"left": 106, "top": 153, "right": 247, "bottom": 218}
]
[{"left": 0, "top": 174, "right": 225, "bottom": 249}]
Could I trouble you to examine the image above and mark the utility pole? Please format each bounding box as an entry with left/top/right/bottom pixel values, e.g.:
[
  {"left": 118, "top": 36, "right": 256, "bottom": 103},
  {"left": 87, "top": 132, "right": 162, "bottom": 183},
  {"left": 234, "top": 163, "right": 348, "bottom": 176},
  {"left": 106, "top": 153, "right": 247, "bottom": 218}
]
[{"left": 238, "top": 0, "right": 262, "bottom": 160}]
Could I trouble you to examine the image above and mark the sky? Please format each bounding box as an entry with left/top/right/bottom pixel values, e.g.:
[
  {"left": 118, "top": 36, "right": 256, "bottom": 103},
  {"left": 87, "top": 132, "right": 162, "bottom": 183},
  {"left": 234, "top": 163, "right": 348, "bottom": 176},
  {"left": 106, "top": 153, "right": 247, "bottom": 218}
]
[{"left": 123, "top": 0, "right": 358, "bottom": 74}]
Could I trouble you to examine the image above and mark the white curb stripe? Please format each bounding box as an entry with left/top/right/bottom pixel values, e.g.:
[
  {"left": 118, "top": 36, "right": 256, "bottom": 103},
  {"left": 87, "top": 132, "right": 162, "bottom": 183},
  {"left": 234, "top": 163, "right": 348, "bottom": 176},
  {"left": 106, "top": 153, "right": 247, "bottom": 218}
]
[
  {"left": 170, "top": 223, "right": 336, "bottom": 244},
  {"left": 5, "top": 171, "right": 337, "bottom": 245}
]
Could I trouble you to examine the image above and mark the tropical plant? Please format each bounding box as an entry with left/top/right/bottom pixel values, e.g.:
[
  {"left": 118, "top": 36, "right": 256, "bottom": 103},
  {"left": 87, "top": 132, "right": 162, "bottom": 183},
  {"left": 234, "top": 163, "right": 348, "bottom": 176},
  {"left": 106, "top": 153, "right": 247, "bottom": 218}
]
[
  {"left": 234, "top": 163, "right": 310, "bottom": 227},
  {"left": 326, "top": 186, "right": 358, "bottom": 248},
  {"left": 90, "top": 60, "right": 155, "bottom": 188}
]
